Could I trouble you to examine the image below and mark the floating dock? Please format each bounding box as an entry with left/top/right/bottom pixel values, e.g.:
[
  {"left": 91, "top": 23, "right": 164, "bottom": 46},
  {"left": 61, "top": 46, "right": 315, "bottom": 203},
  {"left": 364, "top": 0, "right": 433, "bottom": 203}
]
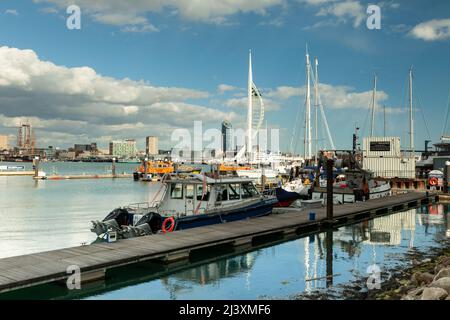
[
  {"left": 34, "top": 174, "right": 132, "bottom": 180},
  {"left": 0, "top": 171, "right": 35, "bottom": 176},
  {"left": 0, "top": 191, "right": 438, "bottom": 294}
]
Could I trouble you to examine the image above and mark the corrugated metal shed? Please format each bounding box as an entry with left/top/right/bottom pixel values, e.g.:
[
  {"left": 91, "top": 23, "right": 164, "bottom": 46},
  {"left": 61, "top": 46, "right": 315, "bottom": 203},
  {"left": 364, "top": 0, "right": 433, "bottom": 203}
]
[{"left": 362, "top": 137, "right": 416, "bottom": 179}]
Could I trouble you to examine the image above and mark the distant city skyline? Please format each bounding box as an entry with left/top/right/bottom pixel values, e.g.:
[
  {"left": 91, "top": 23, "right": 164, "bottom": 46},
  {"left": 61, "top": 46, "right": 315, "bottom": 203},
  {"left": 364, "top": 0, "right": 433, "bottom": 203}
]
[{"left": 0, "top": 0, "right": 449, "bottom": 153}]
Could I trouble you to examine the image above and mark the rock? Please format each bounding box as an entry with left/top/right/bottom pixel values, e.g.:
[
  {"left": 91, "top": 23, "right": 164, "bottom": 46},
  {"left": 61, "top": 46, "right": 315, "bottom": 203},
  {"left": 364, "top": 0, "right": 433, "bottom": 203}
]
[
  {"left": 434, "top": 268, "right": 450, "bottom": 282},
  {"left": 420, "top": 287, "right": 448, "bottom": 300},
  {"left": 435, "top": 264, "right": 446, "bottom": 273},
  {"left": 412, "top": 272, "right": 435, "bottom": 285},
  {"left": 439, "top": 256, "right": 450, "bottom": 267},
  {"left": 407, "top": 287, "right": 424, "bottom": 298},
  {"left": 401, "top": 295, "right": 416, "bottom": 300},
  {"left": 429, "top": 277, "right": 450, "bottom": 292}
]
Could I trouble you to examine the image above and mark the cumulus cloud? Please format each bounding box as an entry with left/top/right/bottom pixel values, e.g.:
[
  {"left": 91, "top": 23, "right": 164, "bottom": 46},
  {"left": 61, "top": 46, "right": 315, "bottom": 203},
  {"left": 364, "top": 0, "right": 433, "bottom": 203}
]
[
  {"left": 34, "top": 0, "right": 285, "bottom": 30},
  {"left": 217, "top": 84, "right": 238, "bottom": 94},
  {"left": 409, "top": 19, "right": 450, "bottom": 41},
  {"left": 299, "top": 0, "right": 365, "bottom": 29},
  {"left": 0, "top": 46, "right": 238, "bottom": 148},
  {"left": 266, "top": 83, "right": 389, "bottom": 109},
  {"left": 5, "top": 9, "right": 19, "bottom": 16}
]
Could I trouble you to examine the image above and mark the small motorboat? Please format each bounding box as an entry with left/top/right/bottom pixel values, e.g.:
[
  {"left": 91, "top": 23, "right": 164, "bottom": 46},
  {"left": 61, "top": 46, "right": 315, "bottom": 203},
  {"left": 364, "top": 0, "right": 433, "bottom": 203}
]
[{"left": 91, "top": 173, "right": 278, "bottom": 240}]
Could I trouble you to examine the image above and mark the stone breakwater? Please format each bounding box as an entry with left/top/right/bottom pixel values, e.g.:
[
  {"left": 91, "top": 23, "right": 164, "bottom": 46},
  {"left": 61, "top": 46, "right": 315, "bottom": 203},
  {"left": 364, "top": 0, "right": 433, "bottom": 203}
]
[
  {"left": 370, "top": 248, "right": 450, "bottom": 301},
  {"left": 398, "top": 255, "right": 450, "bottom": 300}
]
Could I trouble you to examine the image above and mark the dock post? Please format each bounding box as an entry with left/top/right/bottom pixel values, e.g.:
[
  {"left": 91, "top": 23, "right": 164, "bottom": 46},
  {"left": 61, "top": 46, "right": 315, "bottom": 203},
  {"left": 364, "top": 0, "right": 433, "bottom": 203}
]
[
  {"left": 33, "top": 156, "right": 40, "bottom": 178},
  {"left": 112, "top": 157, "right": 116, "bottom": 177},
  {"left": 143, "top": 157, "right": 148, "bottom": 178},
  {"left": 326, "top": 159, "right": 334, "bottom": 221}
]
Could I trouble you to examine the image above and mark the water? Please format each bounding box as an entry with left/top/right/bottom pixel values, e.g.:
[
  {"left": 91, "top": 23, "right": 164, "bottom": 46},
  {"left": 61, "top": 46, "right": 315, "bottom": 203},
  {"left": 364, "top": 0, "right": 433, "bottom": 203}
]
[
  {"left": 0, "top": 161, "right": 155, "bottom": 258},
  {"left": 0, "top": 162, "right": 449, "bottom": 300}
]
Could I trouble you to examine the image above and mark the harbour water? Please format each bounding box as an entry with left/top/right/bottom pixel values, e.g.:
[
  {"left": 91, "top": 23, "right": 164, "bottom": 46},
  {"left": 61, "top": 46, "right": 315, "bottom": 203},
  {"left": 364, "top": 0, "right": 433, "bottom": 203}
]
[{"left": 0, "top": 162, "right": 449, "bottom": 300}]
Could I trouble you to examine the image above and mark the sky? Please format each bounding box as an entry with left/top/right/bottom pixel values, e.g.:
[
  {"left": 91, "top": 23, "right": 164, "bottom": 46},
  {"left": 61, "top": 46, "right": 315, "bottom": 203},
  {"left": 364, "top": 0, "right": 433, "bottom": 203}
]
[{"left": 0, "top": 0, "right": 449, "bottom": 154}]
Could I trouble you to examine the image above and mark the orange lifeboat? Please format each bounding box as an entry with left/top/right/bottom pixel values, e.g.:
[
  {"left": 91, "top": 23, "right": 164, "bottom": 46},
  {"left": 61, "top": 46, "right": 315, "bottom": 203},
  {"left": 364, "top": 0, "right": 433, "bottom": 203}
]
[{"left": 137, "top": 161, "right": 174, "bottom": 174}]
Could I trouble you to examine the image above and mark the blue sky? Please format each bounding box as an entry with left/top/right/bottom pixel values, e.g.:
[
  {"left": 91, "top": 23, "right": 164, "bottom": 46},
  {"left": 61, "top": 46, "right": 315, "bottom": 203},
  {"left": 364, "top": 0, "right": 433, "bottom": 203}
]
[{"left": 0, "top": 0, "right": 449, "bottom": 153}]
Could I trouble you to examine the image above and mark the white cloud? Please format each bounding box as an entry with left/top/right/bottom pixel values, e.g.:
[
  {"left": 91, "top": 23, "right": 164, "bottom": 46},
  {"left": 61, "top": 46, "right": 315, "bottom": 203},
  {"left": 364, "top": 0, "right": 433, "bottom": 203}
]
[
  {"left": 409, "top": 19, "right": 450, "bottom": 41},
  {"left": 35, "top": 0, "right": 285, "bottom": 30},
  {"left": 217, "top": 84, "right": 238, "bottom": 94},
  {"left": 0, "top": 46, "right": 238, "bottom": 148},
  {"left": 5, "top": 9, "right": 19, "bottom": 16},
  {"left": 266, "top": 83, "right": 389, "bottom": 109},
  {"left": 316, "top": 0, "right": 365, "bottom": 28}
]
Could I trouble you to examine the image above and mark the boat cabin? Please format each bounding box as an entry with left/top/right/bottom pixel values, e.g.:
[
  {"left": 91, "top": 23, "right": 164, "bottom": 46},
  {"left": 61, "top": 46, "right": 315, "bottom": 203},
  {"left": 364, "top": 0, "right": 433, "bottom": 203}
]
[{"left": 157, "top": 174, "right": 262, "bottom": 217}]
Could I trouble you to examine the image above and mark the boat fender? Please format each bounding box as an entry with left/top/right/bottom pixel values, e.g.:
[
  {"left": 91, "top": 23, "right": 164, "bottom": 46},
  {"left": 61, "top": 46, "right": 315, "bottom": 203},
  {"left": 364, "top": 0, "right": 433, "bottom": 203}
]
[{"left": 162, "top": 217, "right": 175, "bottom": 233}]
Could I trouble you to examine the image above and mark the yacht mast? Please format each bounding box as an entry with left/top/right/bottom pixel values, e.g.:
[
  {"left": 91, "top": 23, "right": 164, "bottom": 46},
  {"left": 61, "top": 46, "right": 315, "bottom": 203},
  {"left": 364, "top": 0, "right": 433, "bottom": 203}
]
[
  {"left": 247, "top": 50, "right": 253, "bottom": 162},
  {"left": 305, "top": 46, "right": 312, "bottom": 160},
  {"left": 370, "top": 74, "right": 377, "bottom": 137},
  {"left": 409, "top": 66, "right": 414, "bottom": 154},
  {"left": 314, "top": 57, "right": 319, "bottom": 163}
]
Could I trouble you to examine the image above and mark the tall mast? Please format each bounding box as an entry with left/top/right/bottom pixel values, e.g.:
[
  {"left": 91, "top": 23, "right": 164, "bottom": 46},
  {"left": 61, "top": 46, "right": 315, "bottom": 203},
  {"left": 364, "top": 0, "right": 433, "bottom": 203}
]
[
  {"left": 370, "top": 74, "right": 377, "bottom": 137},
  {"left": 409, "top": 66, "right": 414, "bottom": 154},
  {"left": 247, "top": 50, "right": 253, "bottom": 161},
  {"left": 305, "top": 46, "right": 312, "bottom": 160},
  {"left": 314, "top": 57, "right": 319, "bottom": 163}
]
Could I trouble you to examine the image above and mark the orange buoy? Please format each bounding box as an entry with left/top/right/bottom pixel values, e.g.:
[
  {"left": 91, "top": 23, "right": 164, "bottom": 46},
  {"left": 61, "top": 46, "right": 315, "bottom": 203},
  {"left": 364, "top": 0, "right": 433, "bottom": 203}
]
[
  {"left": 428, "top": 177, "right": 438, "bottom": 186},
  {"left": 162, "top": 217, "right": 175, "bottom": 233}
]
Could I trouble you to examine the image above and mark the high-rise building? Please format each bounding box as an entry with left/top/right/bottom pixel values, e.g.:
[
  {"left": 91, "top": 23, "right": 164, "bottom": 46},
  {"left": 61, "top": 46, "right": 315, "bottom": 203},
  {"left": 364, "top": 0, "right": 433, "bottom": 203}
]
[
  {"left": 109, "top": 139, "right": 137, "bottom": 159},
  {"left": 0, "top": 135, "right": 8, "bottom": 150},
  {"left": 221, "top": 121, "right": 233, "bottom": 153},
  {"left": 17, "top": 123, "right": 35, "bottom": 154},
  {"left": 146, "top": 136, "right": 159, "bottom": 155}
]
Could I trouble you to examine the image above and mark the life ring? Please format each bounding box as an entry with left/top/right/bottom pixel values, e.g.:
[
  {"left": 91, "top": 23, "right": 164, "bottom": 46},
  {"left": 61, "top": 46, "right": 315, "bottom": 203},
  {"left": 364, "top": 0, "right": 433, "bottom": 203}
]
[
  {"left": 428, "top": 177, "right": 438, "bottom": 186},
  {"left": 162, "top": 217, "right": 175, "bottom": 233}
]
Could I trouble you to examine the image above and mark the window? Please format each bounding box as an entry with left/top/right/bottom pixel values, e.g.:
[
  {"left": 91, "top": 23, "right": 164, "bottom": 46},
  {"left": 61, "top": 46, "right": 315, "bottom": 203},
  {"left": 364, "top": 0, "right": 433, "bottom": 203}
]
[
  {"left": 242, "top": 182, "right": 258, "bottom": 198},
  {"left": 196, "top": 184, "right": 210, "bottom": 201},
  {"left": 170, "top": 183, "right": 183, "bottom": 199},
  {"left": 216, "top": 185, "right": 228, "bottom": 202},
  {"left": 185, "top": 184, "right": 194, "bottom": 199},
  {"left": 229, "top": 184, "right": 240, "bottom": 200}
]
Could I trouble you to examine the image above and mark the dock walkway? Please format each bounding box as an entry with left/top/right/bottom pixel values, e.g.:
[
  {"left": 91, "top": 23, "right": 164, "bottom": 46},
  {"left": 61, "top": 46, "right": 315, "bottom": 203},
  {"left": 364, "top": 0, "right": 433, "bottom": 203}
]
[{"left": 0, "top": 192, "right": 438, "bottom": 293}]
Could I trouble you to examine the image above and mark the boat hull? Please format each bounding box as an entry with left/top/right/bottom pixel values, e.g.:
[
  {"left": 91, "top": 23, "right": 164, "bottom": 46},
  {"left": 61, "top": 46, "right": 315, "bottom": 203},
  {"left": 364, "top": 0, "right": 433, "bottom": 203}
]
[{"left": 168, "top": 198, "right": 278, "bottom": 230}]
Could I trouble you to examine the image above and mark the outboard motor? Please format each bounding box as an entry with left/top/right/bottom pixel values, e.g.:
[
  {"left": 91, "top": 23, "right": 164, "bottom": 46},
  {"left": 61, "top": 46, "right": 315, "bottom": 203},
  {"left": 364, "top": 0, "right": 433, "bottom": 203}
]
[{"left": 90, "top": 208, "right": 132, "bottom": 237}]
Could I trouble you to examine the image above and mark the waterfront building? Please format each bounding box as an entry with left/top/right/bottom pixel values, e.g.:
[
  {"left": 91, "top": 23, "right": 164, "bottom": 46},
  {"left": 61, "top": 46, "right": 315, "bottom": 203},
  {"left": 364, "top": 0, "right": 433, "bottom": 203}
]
[
  {"left": 0, "top": 135, "right": 8, "bottom": 150},
  {"left": 146, "top": 136, "right": 158, "bottom": 155},
  {"left": 221, "top": 121, "right": 233, "bottom": 156},
  {"left": 109, "top": 139, "right": 137, "bottom": 159}
]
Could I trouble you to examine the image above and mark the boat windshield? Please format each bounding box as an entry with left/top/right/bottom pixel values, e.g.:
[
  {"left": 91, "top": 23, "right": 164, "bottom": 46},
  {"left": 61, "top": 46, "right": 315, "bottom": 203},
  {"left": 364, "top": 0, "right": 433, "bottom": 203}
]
[
  {"left": 242, "top": 182, "right": 259, "bottom": 199},
  {"left": 228, "top": 184, "right": 241, "bottom": 200}
]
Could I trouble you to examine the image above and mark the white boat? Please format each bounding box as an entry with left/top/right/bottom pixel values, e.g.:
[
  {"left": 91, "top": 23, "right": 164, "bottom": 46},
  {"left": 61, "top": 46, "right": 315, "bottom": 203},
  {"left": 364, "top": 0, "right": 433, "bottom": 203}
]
[{"left": 311, "top": 170, "right": 392, "bottom": 205}]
